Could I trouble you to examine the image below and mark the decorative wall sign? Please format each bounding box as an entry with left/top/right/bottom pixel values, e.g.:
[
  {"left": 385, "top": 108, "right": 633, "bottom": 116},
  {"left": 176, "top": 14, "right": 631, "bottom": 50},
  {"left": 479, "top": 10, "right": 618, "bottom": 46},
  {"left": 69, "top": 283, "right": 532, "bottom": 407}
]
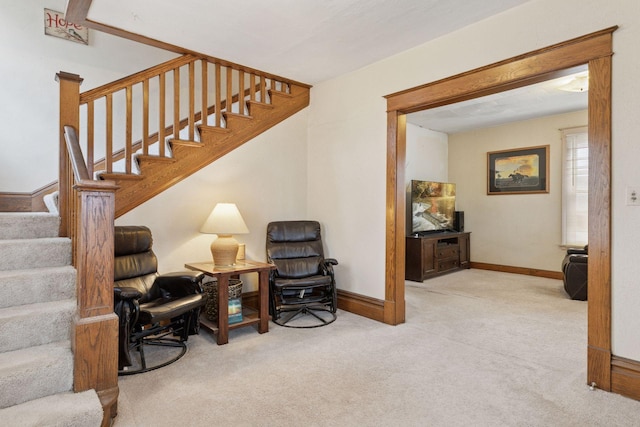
[
  {"left": 44, "top": 9, "right": 89, "bottom": 45},
  {"left": 487, "top": 145, "right": 549, "bottom": 194}
]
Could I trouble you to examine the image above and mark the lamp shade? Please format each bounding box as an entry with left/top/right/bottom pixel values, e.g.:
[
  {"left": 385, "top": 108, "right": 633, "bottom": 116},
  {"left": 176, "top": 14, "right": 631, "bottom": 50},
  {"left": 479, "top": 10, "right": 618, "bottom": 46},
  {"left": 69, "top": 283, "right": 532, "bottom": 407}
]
[
  {"left": 200, "top": 203, "right": 249, "bottom": 235},
  {"left": 200, "top": 203, "right": 249, "bottom": 266}
]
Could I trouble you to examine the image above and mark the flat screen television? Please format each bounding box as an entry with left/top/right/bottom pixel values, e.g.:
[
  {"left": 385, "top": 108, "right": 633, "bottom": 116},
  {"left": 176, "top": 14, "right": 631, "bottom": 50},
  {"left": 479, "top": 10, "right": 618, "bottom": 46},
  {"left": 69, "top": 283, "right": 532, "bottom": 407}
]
[{"left": 410, "top": 180, "right": 456, "bottom": 234}]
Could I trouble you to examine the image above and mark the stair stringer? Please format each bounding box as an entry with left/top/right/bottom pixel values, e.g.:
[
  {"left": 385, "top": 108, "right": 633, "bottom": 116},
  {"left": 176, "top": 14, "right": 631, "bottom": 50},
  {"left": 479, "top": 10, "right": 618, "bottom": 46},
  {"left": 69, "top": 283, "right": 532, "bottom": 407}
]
[{"left": 111, "top": 85, "right": 310, "bottom": 218}]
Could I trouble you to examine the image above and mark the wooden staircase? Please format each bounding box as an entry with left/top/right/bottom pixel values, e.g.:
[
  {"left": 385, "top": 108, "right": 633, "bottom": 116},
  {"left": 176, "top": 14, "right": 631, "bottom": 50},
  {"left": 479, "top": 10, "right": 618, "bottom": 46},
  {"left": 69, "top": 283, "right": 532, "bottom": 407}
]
[
  {"left": 58, "top": 54, "right": 310, "bottom": 218},
  {"left": 56, "top": 53, "right": 310, "bottom": 426}
]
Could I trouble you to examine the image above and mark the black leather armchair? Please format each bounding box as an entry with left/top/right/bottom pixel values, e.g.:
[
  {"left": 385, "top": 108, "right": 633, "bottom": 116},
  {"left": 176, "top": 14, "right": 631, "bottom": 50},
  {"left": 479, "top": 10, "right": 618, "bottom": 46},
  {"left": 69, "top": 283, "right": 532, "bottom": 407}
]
[
  {"left": 266, "top": 221, "right": 338, "bottom": 328},
  {"left": 114, "top": 226, "right": 205, "bottom": 375},
  {"left": 561, "top": 245, "right": 588, "bottom": 301}
]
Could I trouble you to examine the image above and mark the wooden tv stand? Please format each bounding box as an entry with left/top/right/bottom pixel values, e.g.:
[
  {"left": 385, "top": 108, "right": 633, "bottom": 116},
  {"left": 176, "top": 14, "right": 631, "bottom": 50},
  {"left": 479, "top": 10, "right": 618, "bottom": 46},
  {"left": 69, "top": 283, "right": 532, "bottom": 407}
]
[{"left": 405, "top": 231, "right": 471, "bottom": 282}]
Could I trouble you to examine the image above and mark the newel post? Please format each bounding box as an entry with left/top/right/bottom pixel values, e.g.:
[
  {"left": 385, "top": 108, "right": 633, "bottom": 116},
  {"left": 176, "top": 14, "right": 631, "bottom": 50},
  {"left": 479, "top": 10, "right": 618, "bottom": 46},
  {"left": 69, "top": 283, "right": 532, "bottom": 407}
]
[
  {"left": 56, "top": 71, "right": 82, "bottom": 241},
  {"left": 56, "top": 72, "right": 83, "bottom": 238},
  {"left": 72, "top": 179, "right": 120, "bottom": 424}
]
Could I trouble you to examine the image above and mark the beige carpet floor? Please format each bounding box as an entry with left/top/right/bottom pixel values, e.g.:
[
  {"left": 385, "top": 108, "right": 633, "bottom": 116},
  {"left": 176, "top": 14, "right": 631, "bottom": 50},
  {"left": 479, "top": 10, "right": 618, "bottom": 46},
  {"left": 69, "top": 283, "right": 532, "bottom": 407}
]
[{"left": 113, "top": 269, "right": 640, "bottom": 426}]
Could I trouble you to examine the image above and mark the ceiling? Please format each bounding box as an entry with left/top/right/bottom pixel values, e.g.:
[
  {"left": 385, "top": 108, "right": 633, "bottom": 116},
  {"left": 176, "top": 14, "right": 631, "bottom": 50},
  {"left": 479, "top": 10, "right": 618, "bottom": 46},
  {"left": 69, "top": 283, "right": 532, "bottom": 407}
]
[
  {"left": 85, "top": 0, "right": 583, "bottom": 133},
  {"left": 86, "top": 0, "right": 532, "bottom": 84},
  {"left": 407, "top": 67, "right": 589, "bottom": 134}
]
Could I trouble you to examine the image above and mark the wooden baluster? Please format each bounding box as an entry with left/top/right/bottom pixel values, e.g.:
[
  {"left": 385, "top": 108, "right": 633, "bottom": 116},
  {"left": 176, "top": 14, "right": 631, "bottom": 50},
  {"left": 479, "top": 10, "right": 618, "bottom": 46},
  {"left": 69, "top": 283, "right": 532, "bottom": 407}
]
[
  {"left": 201, "top": 60, "right": 208, "bottom": 126},
  {"left": 125, "top": 86, "right": 132, "bottom": 174},
  {"left": 174, "top": 67, "right": 180, "bottom": 139},
  {"left": 215, "top": 63, "right": 221, "bottom": 127},
  {"left": 250, "top": 73, "right": 256, "bottom": 102},
  {"left": 189, "top": 61, "right": 195, "bottom": 140},
  {"left": 86, "top": 101, "right": 94, "bottom": 178},
  {"left": 142, "top": 79, "right": 149, "bottom": 155},
  {"left": 238, "top": 70, "right": 245, "bottom": 115},
  {"left": 259, "top": 75, "right": 266, "bottom": 103},
  {"left": 226, "top": 67, "right": 233, "bottom": 113},
  {"left": 105, "top": 93, "right": 113, "bottom": 173},
  {"left": 158, "top": 73, "right": 166, "bottom": 157}
]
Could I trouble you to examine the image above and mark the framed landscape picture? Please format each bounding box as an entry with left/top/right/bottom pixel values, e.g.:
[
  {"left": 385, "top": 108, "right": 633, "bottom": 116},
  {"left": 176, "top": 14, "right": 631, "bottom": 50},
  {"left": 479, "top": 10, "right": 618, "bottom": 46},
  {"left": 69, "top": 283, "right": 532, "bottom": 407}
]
[{"left": 487, "top": 145, "right": 549, "bottom": 195}]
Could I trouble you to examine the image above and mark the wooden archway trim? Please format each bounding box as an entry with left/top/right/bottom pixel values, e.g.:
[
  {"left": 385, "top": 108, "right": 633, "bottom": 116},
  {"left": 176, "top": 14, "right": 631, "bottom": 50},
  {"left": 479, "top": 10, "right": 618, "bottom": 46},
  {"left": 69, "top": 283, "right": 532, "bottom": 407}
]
[{"left": 384, "top": 27, "right": 616, "bottom": 390}]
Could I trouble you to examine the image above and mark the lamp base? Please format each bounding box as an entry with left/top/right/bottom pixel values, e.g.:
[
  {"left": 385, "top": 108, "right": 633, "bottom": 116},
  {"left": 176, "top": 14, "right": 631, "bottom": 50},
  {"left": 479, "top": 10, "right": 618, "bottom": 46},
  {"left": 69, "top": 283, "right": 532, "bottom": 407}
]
[{"left": 211, "top": 235, "right": 239, "bottom": 267}]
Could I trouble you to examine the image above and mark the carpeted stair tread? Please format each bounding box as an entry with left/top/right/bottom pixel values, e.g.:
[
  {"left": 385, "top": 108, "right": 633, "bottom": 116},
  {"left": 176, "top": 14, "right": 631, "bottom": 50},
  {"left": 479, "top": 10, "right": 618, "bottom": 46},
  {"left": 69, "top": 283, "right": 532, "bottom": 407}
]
[
  {"left": 0, "top": 213, "right": 100, "bottom": 424},
  {"left": 0, "top": 266, "right": 76, "bottom": 308},
  {"left": 0, "top": 299, "right": 75, "bottom": 353},
  {"left": 0, "top": 390, "right": 102, "bottom": 427},
  {"left": 0, "top": 237, "right": 71, "bottom": 271},
  {"left": 0, "top": 213, "right": 59, "bottom": 239},
  {"left": 0, "top": 341, "right": 73, "bottom": 409}
]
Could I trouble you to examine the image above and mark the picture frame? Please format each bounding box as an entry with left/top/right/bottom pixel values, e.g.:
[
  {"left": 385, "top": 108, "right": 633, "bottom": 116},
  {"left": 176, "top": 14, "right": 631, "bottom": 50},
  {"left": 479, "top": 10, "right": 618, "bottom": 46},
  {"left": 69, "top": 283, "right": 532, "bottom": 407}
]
[{"left": 487, "top": 145, "right": 549, "bottom": 195}]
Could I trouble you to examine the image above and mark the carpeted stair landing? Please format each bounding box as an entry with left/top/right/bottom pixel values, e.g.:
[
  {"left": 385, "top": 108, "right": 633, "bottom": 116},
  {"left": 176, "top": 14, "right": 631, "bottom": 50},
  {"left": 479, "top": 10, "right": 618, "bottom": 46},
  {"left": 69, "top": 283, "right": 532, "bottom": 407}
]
[{"left": 0, "top": 213, "right": 102, "bottom": 426}]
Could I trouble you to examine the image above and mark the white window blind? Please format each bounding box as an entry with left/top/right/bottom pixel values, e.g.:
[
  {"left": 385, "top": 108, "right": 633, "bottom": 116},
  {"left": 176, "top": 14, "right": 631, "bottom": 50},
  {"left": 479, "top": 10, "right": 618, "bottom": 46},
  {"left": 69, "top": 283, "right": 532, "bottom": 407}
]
[{"left": 561, "top": 126, "right": 588, "bottom": 246}]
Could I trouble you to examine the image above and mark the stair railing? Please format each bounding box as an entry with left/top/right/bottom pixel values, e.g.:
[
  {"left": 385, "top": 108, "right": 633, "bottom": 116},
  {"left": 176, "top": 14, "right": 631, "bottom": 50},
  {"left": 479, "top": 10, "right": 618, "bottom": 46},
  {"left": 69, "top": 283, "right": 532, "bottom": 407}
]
[{"left": 75, "top": 54, "right": 292, "bottom": 179}]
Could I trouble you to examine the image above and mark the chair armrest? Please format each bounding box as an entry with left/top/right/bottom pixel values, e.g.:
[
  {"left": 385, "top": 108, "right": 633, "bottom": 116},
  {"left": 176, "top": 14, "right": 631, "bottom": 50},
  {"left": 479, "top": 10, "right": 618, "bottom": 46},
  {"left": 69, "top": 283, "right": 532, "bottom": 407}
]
[
  {"left": 568, "top": 255, "right": 588, "bottom": 264},
  {"left": 567, "top": 248, "right": 588, "bottom": 255},
  {"left": 321, "top": 258, "right": 338, "bottom": 276},
  {"left": 155, "top": 271, "right": 205, "bottom": 296},
  {"left": 114, "top": 286, "right": 143, "bottom": 301}
]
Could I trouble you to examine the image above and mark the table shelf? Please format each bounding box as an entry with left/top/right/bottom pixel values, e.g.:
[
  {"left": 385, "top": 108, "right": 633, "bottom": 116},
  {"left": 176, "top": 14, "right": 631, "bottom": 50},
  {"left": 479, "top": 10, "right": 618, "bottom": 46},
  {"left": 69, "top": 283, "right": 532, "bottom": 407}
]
[{"left": 199, "top": 306, "right": 261, "bottom": 333}]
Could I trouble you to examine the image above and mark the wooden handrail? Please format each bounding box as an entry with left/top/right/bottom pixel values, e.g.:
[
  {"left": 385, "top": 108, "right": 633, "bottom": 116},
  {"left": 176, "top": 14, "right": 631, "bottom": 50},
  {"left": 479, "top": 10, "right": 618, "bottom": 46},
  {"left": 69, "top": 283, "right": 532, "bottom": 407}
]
[
  {"left": 79, "top": 55, "right": 197, "bottom": 103},
  {"left": 64, "top": 125, "right": 90, "bottom": 181}
]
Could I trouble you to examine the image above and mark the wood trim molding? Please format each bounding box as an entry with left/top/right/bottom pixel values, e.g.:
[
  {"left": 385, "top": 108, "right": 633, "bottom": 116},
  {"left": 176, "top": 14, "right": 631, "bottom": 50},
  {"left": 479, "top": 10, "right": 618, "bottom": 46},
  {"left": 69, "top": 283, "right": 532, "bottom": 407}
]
[
  {"left": 0, "top": 192, "right": 32, "bottom": 212},
  {"left": 384, "top": 111, "right": 406, "bottom": 325},
  {"left": 245, "top": 289, "right": 386, "bottom": 323},
  {"left": 385, "top": 27, "right": 617, "bottom": 113},
  {"left": 384, "top": 27, "right": 615, "bottom": 394},
  {"left": 611, "top": 356, "right": 640, "bottom": 401},
  {"left": 0, "top": 183, "right": 58, "bottom": 212},
  {"left": 470, "top": 262, "right": 563, "bottom": 280},
  {"left": 338, "top": 289, "right": 385, "bottom": 323}
]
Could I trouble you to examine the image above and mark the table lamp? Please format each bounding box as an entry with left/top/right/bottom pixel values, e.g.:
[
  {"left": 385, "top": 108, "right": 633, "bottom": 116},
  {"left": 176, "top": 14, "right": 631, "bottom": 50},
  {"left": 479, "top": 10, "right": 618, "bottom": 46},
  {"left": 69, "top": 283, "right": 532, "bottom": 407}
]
[{"left": 200, "top": 203, "right": 249, "bottom": 266}]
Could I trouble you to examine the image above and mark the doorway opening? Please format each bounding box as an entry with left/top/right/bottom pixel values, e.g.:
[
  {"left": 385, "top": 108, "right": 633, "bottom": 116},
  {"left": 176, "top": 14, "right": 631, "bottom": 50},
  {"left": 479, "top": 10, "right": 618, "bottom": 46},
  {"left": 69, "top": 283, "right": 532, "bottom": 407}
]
[{"left": 384, "top": 27, "right": 615, "bottom": 390}]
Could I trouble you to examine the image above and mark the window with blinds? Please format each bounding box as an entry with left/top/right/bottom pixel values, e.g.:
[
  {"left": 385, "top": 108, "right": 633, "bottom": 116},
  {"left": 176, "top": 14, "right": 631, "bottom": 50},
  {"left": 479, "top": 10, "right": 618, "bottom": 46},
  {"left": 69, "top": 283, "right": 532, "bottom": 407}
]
[{"left": 561, "top": 126, "right": 588, "bottom": 247}]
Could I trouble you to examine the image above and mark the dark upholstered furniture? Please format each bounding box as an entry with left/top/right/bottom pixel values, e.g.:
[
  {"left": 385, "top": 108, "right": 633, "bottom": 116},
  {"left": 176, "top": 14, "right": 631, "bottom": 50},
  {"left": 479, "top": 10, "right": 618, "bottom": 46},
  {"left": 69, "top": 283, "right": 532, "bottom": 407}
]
[
  {"left": 561, "top": 245, "right": 588, "bottom": 301},
  {"left": 114, "top": 226, "right": 205, "bottom": 374},
  {"left": 266, "top": 221, "right": 338, "bottom": 327}
]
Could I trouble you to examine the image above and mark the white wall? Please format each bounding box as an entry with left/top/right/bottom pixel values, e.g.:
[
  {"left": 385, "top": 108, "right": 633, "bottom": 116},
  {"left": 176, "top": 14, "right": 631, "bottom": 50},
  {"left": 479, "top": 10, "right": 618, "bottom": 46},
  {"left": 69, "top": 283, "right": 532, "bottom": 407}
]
[
  {"left": 405, "top": 123, "right": 448, "bottom": 235},
  {"left": 448, "top": 110, "right": 588, "bottom": 271},
  {"left": 406, "top": 124, "right": 448, "bottom": 182},
  {"left": 307, "top": 0, "right": 640, "bottom": 360},
  {"left": 0, "top": 1, "right": 176, "bottom": 191}
]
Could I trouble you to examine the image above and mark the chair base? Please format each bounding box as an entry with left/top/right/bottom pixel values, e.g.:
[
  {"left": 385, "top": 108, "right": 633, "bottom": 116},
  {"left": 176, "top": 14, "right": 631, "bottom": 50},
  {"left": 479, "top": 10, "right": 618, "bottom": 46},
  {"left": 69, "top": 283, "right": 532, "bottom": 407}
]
[
  {"left": 118, "top": 337, "right": 187, "bottom": 376},
  {"left": 273, "top": 305, "right": 337, "bottom": 328}
]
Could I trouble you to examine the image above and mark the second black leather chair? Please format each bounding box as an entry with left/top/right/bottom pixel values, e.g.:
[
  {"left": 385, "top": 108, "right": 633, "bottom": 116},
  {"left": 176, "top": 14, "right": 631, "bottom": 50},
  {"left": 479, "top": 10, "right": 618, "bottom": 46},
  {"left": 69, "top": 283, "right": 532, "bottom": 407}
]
[{"left": 266, "top": 220, "right": 338, "bottom": 328}]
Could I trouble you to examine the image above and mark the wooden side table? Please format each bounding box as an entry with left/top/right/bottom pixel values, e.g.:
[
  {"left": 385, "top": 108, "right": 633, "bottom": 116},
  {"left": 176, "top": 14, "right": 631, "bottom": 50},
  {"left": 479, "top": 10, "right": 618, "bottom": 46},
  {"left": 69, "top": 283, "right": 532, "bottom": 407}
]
[{"left": 185, "top": 260, "right": 275, "bottom": 345}]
